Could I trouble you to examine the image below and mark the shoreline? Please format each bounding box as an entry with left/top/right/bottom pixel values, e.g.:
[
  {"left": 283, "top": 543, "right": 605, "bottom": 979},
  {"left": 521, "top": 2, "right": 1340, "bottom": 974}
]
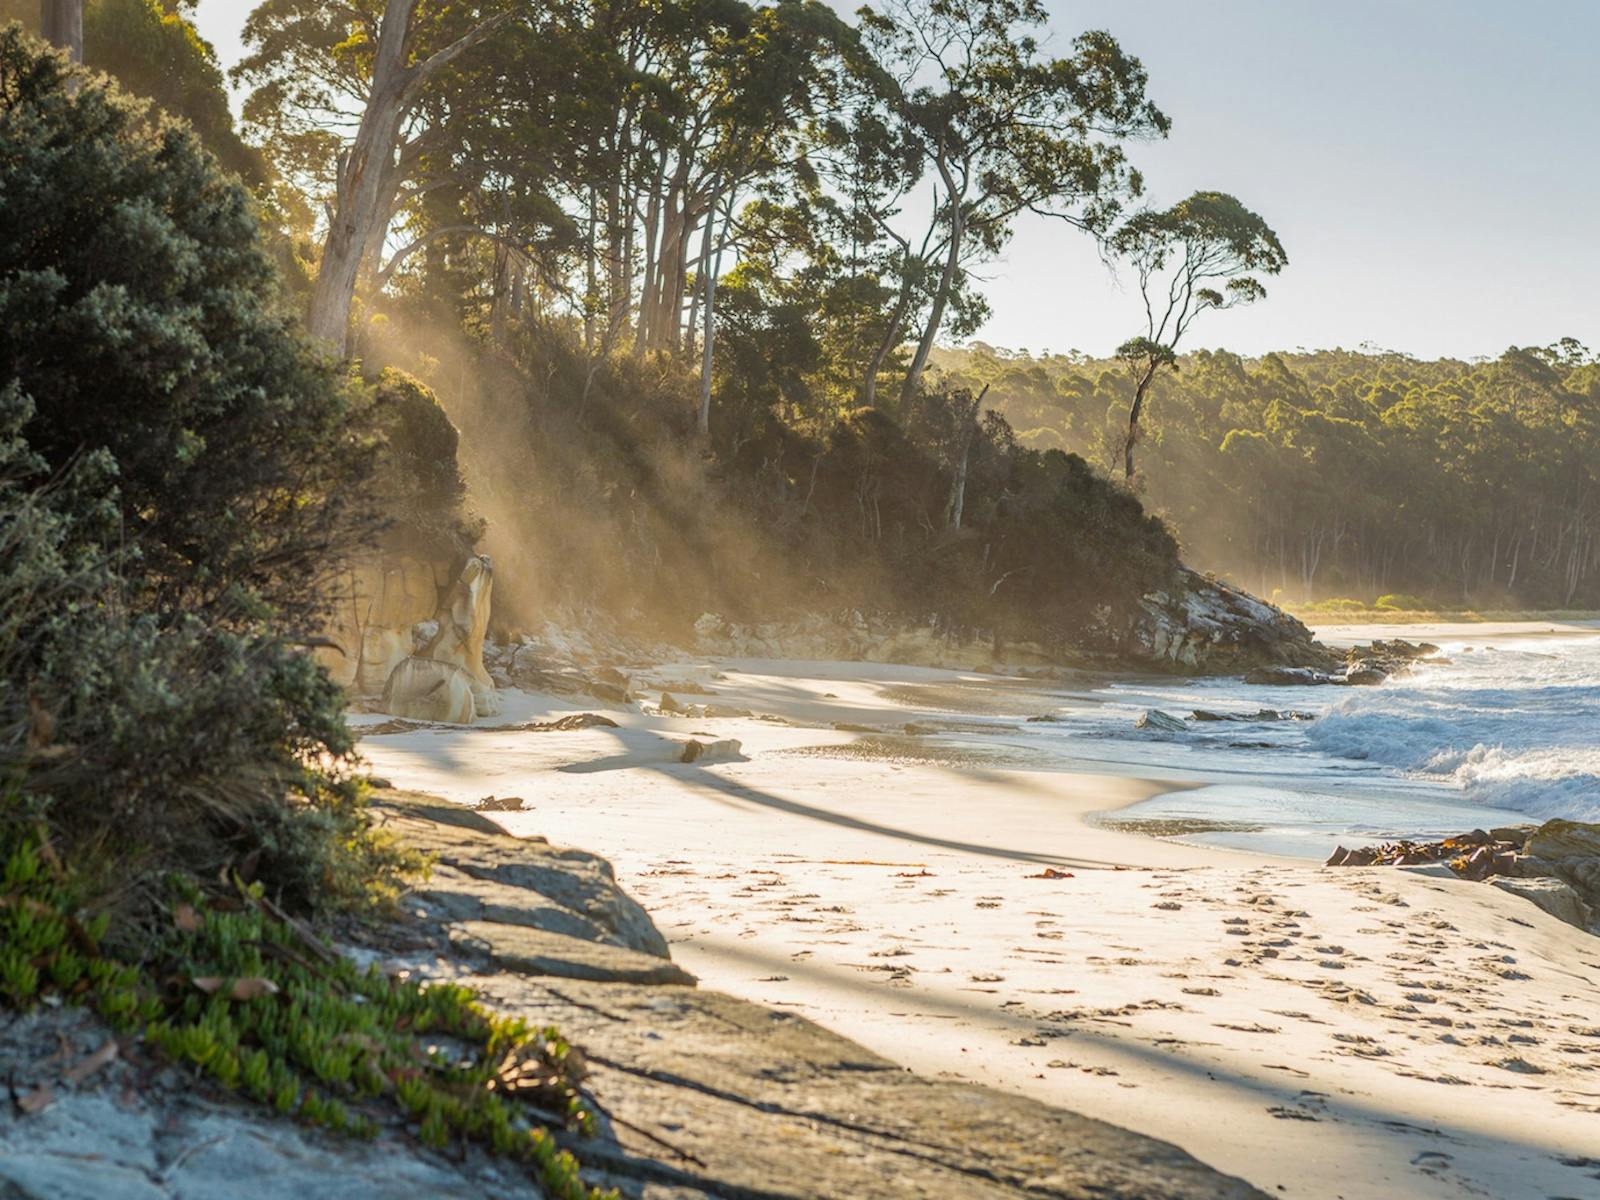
[{"left": 356, "top": 646, "right": 1600, "bottom": 1200}]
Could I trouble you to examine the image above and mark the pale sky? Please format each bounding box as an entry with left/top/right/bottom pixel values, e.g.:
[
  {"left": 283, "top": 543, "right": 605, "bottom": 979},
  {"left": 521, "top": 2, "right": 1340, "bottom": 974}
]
[{"left": 191, "top": 0, "right": 1599, "bottom": 360}]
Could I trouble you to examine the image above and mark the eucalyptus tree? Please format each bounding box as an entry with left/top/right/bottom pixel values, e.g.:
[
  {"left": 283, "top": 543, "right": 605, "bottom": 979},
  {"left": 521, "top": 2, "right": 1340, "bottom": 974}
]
[
  {"left": 1111, "top": 190, "right": 1286, "bottom": 479},
  {"left": 235, "top": 0, "right": 509, "bottom": 353},
  {"left": 859, "top": 0, "right": 1167, "bottom": 412},
  {"left": 625, "top": 0, "right": 853, "bottom": 364},
  {"left": 803, "top": 53, "right": 931, "bottom": 409},
  {"left": 40, "top": 0, "right": 81, "bottom": 61}
]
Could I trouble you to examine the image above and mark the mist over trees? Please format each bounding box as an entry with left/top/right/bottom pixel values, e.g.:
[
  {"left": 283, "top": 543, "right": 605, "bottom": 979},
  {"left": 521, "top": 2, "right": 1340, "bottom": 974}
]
[{"left": 935, "top": 342, "right": 1600, "bottom": 609}]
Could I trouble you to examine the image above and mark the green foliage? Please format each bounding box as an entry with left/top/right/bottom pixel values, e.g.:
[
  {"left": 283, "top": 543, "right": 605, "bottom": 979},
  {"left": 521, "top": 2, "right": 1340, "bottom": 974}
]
[
  {"left": 932, "top": 341, "right": 1600, "bottom": 608},
  {"left": 372, "top": 313, "right": 1179, "bottom": 647},
  {"left": 366, "top": 368, "right": 482, "bottom": 560},
  {"left": 1111, "top": 191, "right": 1287, "bottom": 477},
  {"left": 0, "top": 31, "right": 407, "bottom": 918},
  {"left": 0, "top": 1, "right": 261, "bottom": 181},
  {"left": 1375, "top": 593, "right": 1430, "bottom": 612},
  {"left": 0, "top": 824, "right": 610, "bottom": 1200},
  {"left": 0, "top": 31, "right": 370, "bottom": 618}
]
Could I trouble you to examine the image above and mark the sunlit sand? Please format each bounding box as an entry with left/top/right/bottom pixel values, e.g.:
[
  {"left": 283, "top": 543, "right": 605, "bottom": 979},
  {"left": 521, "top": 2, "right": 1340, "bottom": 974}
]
[{"left": 357, "top": 653, "right": 1600, "bottom": 1200}]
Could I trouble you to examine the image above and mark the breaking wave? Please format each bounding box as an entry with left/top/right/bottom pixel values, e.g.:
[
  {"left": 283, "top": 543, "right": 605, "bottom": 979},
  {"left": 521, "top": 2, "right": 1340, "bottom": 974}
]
[{"left": 1305, "top": 640, "right": 1600, "bottom": 822}]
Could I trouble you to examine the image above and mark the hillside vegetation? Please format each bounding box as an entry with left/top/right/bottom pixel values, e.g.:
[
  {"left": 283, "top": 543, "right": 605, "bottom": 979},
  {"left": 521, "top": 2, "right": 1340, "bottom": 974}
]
[{"left": 932, "top": 342, "right": 1600, "bottom": 610}]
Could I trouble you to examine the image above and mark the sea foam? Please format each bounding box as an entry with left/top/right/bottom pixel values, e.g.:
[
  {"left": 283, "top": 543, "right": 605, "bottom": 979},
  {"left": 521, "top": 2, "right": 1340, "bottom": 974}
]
[{"left": 1304, "top": 640, "right": 1600, "bottom": 822}]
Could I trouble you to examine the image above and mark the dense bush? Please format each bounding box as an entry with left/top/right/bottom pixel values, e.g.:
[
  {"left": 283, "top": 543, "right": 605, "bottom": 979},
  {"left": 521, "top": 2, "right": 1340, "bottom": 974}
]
[
  {"left": 366, "top": 368, "right": 482, "bottom": 561},
  {"left": 933, "top": 343, "right": 1600, "bottom": 609},
  {"left": 1375, "top": 593, "right": 1431, "bottom": 612},
  {"left": 0, "top": 31, "right": 406, "bottom": 918}
]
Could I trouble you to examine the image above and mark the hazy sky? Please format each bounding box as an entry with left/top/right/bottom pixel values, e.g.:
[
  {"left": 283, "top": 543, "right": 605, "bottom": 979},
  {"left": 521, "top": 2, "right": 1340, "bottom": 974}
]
[{"left": 190, "top": 0, "right": 1598, "bottom": 360}]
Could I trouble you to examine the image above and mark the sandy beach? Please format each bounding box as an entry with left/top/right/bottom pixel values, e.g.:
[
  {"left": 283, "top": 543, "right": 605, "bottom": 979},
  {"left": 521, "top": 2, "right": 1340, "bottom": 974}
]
[{"left": 356, "top": 656, "right": 1600, "bottom": 1200}]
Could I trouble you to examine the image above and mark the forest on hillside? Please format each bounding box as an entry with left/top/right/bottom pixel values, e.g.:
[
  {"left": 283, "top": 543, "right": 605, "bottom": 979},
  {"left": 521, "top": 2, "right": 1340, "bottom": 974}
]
[
  {"left": 932, "top": 342, "right": 1600, "bottom": 610},
  {"left": 0, "top": 0, "right": 1307, "bottom": 646}
]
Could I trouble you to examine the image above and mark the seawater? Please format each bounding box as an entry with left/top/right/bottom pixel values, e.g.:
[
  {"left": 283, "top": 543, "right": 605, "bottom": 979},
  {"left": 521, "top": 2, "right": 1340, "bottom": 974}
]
[{"left": 1024, "top": 625, "right": 1600, "bottom": 859}]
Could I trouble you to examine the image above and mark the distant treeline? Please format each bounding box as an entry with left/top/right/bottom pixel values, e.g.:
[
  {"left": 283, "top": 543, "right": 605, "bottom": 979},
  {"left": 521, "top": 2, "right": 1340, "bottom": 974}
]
[{"left": 931, "top": 342, "right": 1600, "bottom": 609}]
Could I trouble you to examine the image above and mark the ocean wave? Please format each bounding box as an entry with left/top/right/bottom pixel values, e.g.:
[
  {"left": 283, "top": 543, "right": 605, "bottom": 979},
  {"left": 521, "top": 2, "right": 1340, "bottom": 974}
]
[{"left": 1304, "top": 645, "right": 1600, "bottom": 821}]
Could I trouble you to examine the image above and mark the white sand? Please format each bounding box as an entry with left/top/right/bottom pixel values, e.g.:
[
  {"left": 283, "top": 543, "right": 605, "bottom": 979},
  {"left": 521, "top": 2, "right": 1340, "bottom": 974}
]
[
  {"left": 1312, "top": 618, "right": 1600, "bottom": 647},
  {"left": 356, "top": 658, "right": 1600, "bottom": 1200}
]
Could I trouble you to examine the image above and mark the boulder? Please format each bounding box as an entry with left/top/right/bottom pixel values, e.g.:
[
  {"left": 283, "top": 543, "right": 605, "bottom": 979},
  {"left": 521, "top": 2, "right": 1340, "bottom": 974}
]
[
  {"left": 679, "top": 738, "right": 743, "bottom": 764},
  {"left": 1489, "top": 877, "right": 1595, "bottom": 933},
  {"left": 381, "top": 657, "right": 477, "bottom": 724},
  {"left": 1342, "top": 663, "right": 1389, "bottom": 686},
  {"left": 1192, "top": 708, "right": 1312, "bottom": 723},
  {"left": 1521, "top": 819, "right": 1600, "bottom": 861},
  {"left": 1243, "top": 666, "right": 1338, "bottom": 686},
  {"left": 1125, "top": 568, "right": 1338, "bottom": 676},
  {"left": 1135, "top": 709, "right": 1187, "bottom": 734}
]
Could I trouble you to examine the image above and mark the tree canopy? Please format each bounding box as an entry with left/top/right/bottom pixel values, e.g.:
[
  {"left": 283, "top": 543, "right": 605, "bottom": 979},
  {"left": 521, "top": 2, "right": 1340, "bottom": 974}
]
[{"left": 932, "top": 341, "right": 1600, "bottom": 609}]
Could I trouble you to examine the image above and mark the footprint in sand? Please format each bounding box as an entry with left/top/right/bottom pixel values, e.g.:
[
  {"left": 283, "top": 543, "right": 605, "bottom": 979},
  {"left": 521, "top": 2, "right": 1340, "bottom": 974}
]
[
  {"left": 1410, "top": 1151, "right": 1453, "bottom": 1178},
  {"left": 1266, "top": 1105, "right": 1319, "bottom": 1121}
]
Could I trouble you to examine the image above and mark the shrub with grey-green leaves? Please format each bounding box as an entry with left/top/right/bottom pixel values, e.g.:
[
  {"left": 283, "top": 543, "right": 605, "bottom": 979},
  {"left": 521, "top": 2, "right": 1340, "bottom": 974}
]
[{"left": 0, "top": 30, "right": 409, "bottom": 917}]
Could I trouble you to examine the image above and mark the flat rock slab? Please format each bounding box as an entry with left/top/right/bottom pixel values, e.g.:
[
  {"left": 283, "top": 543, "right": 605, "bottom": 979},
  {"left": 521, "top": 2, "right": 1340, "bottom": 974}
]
[
  {"left": 450, "top": 919, "right": 696, "bottom": 987},
  {"left": 371, "top": 788, "right": 670, "bottom": 958},
  {"left": 0, "top": 1008, "right": 541, "bottom": 1200},
  {"left": 471, "top": 974, "right": 1267, "bottom": 1200}
]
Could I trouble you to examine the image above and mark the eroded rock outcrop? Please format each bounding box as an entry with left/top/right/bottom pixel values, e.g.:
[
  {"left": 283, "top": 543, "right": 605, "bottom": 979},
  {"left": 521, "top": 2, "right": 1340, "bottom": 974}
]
[
  {"left": 1127, "top": 569, "right": 1336, "bottom": 675},
  {"left": 416, "top": 554, "right": 498, "bottom": 717},
  {"left": 380, "top": 656, "right": 477, "bottom": 724},
  {"left": 319, "top": 553, "right": 498, "bottom": 723},
  {"left": 1325, "top": 819, "right": 1600, "bottom": 937}
]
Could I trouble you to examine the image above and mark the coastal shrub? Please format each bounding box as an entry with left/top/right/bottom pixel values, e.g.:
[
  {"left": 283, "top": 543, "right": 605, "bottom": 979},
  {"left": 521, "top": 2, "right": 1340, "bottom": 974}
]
[
  {"left": 1375, "top": 593, "right": 1431, "bottom": 611},
  {"left": 0, "top": 824, "right": 611, "bottom": 1200},
  {"left": 0, "top": 30, "right": 404, "bottom": 918}
]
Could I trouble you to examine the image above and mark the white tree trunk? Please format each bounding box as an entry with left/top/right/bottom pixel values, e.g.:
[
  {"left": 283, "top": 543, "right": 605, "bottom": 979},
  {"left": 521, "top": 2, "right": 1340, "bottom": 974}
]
[
  {"left": 41, "top": 0, "right": 82, "bottom": 63},
  {"left": 899, "top": 158, "right": 963, "bottom": 412},
  {"left": 305, "top": 1, "right": 505, "bottom": 355},
  {"left": 697, "top": 197, "right": 727, "bottom": 438},
  {"left": 306, "top": 0, "right": 417, "bottom": 353}
]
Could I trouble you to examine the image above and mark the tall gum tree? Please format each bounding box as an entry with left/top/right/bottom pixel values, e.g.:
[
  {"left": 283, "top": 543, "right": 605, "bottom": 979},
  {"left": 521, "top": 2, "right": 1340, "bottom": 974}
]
[
  {"left": 236, "top": 0, "right": 508, "bottom": 355},
  {"left": 39, "top": 0, "right": 81, "bottom": 61},
  {"left": 40, "top": 0, "right": 82, "bottom": 61},
  {"left": 859, "top": 0, "right": 1168, "bottom": 413}
]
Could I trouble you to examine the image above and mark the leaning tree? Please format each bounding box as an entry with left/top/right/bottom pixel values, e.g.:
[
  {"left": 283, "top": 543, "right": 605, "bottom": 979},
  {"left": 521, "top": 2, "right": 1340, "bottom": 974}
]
[{"left": 1112, "top": 190, "right": 1286, "bottom": 480}]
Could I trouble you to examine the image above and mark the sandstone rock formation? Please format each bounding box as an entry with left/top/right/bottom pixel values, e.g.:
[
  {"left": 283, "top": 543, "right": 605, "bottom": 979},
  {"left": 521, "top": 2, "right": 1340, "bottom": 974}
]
[
  {"left": 380, "top": 657, "right": 477, "bottom": 724},
  {"left": 416, "top": 554, "right": 499, "bottom": 717},
  {"left": 319, "top": 553, "right": 497, "bottom": 723}
]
